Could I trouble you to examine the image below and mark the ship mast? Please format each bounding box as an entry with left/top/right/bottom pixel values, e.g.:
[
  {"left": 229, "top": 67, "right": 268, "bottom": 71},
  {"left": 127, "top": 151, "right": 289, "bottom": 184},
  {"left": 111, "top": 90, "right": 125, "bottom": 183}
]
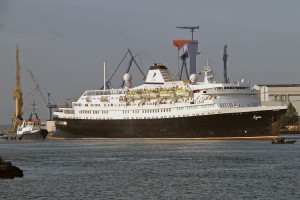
[
  {"left": 223, "top": 44, "right": 229, "bottom": 83},
  {"left": 12, "top": 44, "right": 23, "bottom": 131}
]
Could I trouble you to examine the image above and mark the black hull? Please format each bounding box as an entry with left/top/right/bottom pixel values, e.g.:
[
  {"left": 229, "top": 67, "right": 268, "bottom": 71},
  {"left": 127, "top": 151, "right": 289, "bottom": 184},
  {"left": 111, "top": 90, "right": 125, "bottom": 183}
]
[{"left": 53, "top": 109, "right": 286, "bottom": 138}]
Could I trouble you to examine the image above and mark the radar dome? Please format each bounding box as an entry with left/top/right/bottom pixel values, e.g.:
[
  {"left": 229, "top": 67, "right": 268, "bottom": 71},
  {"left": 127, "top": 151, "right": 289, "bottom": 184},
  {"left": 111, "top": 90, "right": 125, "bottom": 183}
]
[
  {"left": 123, "top": 73, "right": 132, "bottom": 82},
  {"left": 189, "top": 74, "right": 198, "bottom": 83}
]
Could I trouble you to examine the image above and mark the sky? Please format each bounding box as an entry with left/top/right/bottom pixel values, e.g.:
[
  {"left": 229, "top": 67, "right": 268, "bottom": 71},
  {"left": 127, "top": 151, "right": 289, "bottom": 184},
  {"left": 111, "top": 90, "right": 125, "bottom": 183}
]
[{"left": 0, "top": 0, "right": 300, "bottom": 124}]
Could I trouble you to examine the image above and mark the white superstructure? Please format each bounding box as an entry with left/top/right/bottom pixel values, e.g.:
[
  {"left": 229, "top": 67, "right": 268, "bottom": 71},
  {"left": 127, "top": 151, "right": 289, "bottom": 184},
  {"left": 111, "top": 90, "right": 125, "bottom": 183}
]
[{"left": 53, "top": 63, "right": 277, "bottom": 122}]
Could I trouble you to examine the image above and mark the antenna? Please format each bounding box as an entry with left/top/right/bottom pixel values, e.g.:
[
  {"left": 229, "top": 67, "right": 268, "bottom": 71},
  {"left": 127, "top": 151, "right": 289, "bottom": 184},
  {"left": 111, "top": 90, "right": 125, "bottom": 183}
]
[{"left": 176, "top": 26, "right": 199, "bottom": 40}]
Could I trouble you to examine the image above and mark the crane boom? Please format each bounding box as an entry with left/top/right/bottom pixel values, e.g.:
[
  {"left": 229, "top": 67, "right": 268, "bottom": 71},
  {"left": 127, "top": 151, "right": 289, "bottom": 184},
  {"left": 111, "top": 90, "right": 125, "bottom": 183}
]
[
  {"left": 27, "top": 70, "right": 57, "bottom": 120},
  {"left": 12, "top": 44, "right": 24, "bottom": 131},
  {"left": 28, "top": 70, "right": 48, "bottom": 106},
  {"left": 176, "top": 26, "right": 199, "bottom": 40},
  {"left": 100, "top": 49, "right": 145, "bottom": 89}
]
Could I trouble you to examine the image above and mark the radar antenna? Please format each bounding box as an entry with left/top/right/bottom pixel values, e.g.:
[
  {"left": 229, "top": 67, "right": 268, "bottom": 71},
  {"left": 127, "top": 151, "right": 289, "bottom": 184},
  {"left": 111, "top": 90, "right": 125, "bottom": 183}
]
[{"left": 176, "top": 26, "right": 199, "bottom": 40}]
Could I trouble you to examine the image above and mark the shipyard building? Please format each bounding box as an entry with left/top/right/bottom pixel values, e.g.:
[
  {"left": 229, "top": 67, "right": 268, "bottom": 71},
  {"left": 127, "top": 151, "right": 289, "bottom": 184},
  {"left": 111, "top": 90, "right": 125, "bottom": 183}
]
[{"left": 254, "top": 84, "right": 300, "bottom": 115}]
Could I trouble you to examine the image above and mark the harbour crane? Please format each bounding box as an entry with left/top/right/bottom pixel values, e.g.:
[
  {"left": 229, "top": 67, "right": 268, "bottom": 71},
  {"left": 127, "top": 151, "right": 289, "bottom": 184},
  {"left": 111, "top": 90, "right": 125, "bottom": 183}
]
[
  {"left": 176, "top": 26, "right": 199, "bottom": 40},
  {"left": 100, "top": 49, "right": 146, "bottom": 89},
  {"left": 27, "top": 70, "right": 57, "bottom": 120},
  {"left": 174, "top": 26, "right": 200, "bottom": 79},
  {"left": 12, "top": 44, "right": 23, "bottom": 131}
]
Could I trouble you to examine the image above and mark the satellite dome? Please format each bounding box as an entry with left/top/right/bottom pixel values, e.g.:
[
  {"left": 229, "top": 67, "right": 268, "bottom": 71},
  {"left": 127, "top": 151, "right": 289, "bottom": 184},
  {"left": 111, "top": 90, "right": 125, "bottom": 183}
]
[
  {"left": 123, "top": 73, "right": 132, "bottom": 82},
  {"left": 189, "top": 74, "right": 198, "bottom": 83}
]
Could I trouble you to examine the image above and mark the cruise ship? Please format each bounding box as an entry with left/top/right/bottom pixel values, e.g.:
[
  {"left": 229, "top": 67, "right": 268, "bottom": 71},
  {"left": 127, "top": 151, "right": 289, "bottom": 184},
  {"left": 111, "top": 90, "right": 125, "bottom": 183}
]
[{"left": 52, "top": 37, "right": 287, "bottom": 138}]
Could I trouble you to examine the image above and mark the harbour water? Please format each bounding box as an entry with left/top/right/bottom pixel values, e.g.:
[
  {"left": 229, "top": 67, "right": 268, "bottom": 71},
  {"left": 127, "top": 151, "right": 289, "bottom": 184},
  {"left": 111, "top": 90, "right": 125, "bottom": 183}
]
[{"left": 1, "top": 137, "right": 300, "bottom": 199}]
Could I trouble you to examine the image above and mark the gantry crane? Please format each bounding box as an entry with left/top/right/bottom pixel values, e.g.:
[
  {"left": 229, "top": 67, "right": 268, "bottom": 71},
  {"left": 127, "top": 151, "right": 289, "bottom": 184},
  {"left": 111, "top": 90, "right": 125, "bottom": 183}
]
[
  {"left": 176, "top": 26, "right": 199, "bottom": 40},
  {"left": 173, "top": 26, "right": 200, "bottom": 79}
]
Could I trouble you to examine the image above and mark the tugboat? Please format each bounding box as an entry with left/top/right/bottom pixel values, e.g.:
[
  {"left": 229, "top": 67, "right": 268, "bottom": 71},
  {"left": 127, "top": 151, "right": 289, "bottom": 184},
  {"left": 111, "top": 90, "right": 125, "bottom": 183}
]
[
  {"left": 3, "top": 45, "right": 47, "bottom": 141},
  {"left": 3, "top": 101, "right": 48, "bottom": 141}
]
